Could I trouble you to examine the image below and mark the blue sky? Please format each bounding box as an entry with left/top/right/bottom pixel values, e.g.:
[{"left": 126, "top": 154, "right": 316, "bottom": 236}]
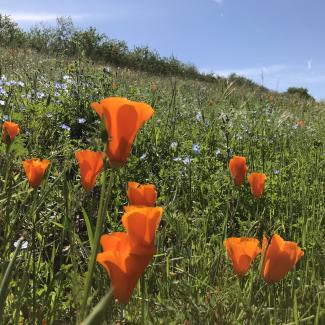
[{"left": 1, "top": 0, "right": 325, "bottom": 99}]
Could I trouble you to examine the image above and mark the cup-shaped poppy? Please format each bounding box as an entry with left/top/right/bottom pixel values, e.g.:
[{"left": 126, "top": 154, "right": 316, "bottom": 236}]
[
  {"left": 75, "top": 150, "right": 104, "bottom": 192},
  {"left": 97, "top": 232, "right": 154, "bottom": 304},
  {"left": 224, "top": 237, "right": 261, "bottom": 277},
  {"left": 22, "top": 159, "right": 50, "bottom": 188},
  {"left": 127, "top": 182, "right": 157, "bottom": 207},
  {"left": 247, "top": 172, "right": 266, "bottom": 198},
  {"left": 229, "top": 156, "right": 248, "bottom": 186},
  {"left": 91, "top": 97, "right": 154, "bottom": 167},
  {"left": 2, "top": 121, "right": 20, "bottom": 144},
  {"left": 262, "top": 234, "right": 304, "bottom": 283},
  {"left": 122, "top": 207, "right": 163, "bottom": 256}
]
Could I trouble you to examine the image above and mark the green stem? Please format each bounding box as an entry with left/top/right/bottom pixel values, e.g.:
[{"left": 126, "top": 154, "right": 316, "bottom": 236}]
[
  {"left": 51, "top": 175, "right": 78, "bottom": 323},
  {"left": 80, "top": 287, "right": 114, "bottom": 325},
  {"left": 79, "top": 167, "right": 115, "bottom": 320},
  {"left": 2, "top": 144, "right": 11, "bottom": 193},
  {"left": 0, "top": 236, "right": 24, "bottom": 322},
  {"left": 140, "top": 275, "right": 146, "bottom": 325},
  {"left": 31, "top": 190, "right": 37, "bottom": 325}
]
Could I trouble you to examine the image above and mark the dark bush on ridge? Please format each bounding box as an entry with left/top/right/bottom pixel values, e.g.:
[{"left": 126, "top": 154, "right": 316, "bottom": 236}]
[{"left": 286, "top": 87, "right": 315, "bottom": 101}]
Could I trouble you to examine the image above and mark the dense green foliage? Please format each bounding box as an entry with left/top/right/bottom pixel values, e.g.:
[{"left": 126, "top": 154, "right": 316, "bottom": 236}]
[
  {"left": 0, "top": 14, "right": 217, "bottom": 82},
  {"left": 0, "top": 48, "right": 324, "bottom": 324},
  {"left": 286, "top": 87, "right": 315, "bottom": 101}
]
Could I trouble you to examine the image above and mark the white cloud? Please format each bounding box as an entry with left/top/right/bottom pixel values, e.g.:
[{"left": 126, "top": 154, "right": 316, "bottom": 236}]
[
  {"left": 212, "top": 0, "right": 223, "bottom": 4},
  {"left": 201, "top": 63, "right": 325, "bottom": 100},
  {"left": 307, "top": 59, "right": 312, "bottom": 70},
  {"left": 7, "top": 12, "right": 88, "bottom": 22},
  {"left": 210, "top": 64, "right": 287, "bottom": 78}
]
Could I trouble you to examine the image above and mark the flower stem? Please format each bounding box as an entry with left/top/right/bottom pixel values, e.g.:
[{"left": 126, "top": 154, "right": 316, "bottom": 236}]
[
  {"left": 140, "top": 275, "right": 146, "bottom": 325},
  {"left": 80, "top": 287, "right": 114, "bottom": 325},
  {"left": 31, "top": 189, "right": 37, "bottom": 325},
  {"left": 0, "top": 236, "right": 24, "bottom": 320},
  {"left": 2, "top": 144, "right": 11, "bottom": 193},
  {"left": 79, "top": 165, "right": 115, "bottom": 320}
]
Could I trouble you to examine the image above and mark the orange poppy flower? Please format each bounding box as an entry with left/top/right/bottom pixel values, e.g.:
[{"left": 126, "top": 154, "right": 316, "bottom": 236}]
[
  {"left": 122, "top": 207, "right": 163, "bottom": 256},
  {"left": 127, "top": 182, "right": 157, "bottom": 207},
  {"left": 97, "top": 232, "right": 153, "bottom": 304},
  {"left": 75, "top": 150, "right": 104, "bottom": 192},
  {"left": 22, "top": 159, "right": 50, "bottom": 188},
  {"left": 262, "top": 234, "right": 304, "bottom": 283},
  {"left": 229, "top": 156, "right": 248, "bottom": 186},
  {"left": 298, "top": 120, "right": 305, "bottom": 127},
  {"left": 247, "top": 172, "right": 266, "bottom": 198},
  {"left": 2, "top": 121, "right": 20, "bottom": 144},
  {"left": 91, "top": 97, "right": 154, "bottom": 167},
  {"left": 224, "top": 237, "right": 261, "bottom": 277}
]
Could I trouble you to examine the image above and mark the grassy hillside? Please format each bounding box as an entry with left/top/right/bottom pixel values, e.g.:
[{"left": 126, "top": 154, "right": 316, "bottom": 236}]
[{"left": 0, "top": 48, "right": 324, "bottom": 324}]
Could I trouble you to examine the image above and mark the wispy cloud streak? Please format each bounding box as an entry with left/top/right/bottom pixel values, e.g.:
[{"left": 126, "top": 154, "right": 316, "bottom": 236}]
[
  {"left": 212, "top": 64, "right": 287, "bottom": 78},
  {"left": 6, "top": 12, "right": 90, "bottom": 22}
]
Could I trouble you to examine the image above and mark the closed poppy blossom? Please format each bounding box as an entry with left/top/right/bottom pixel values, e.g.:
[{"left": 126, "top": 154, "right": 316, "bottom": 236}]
[
  {"left": 22, "top": 159, "right": 50, "bottom": 188},
  {"left": 229, "top": 156, "right": 248, "bottom": 186},
  {"left": 75, "top": 150, "right": 104, "bottom": 192},
  {"left": 298, "top": 120, "right": 305, "bottom": 127},
  {"left": 97, "top": 232, "right": 154, "bottom": 304},
  {"left": 224, "top": 237, "right": 261, "bottom": 277},
  {"left": 91, "top": 97, "right": 154, "bottom": 167},
  {"left": 122, "top": 207, "right": 163, "bottom": 256},
  {"left": 247, "top": 172, "right": 266, "bottom": 198},
  {"left": 262, "top": 234, "right": 304, "bottom": 283},
  {"left": 127, "top": 182, "right": 157, "bottom": 207},
  {"left": 2, "top": 121, "right": 20, "bottom": 144}
]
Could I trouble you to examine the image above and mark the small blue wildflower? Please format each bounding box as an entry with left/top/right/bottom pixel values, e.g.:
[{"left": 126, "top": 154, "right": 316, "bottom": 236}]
[
  {"left": 170, "top": 141, "right": 178, "bottom": 150},
  {"left": 53, "top": 91, "right": 60, "bottom": 97},
  {"left": 215, "top": 148, "right": 221, "bottom": 156},
  {"left": 63, "top": 75, "right": 72, "bottom": 83},
  {"left": 17, "top": 81, "right": 25, "bottom": 87},
  {"left": 183, "top": 157, "right": 193, "bottom": 165},
  {"left": 140, "top": 153, "right": 147, "bottom": 160},
  {"left": 173, "top": 157, "right": 182, "bottom": 162},
  {"left": 192, "top": 143, "right": 201, "bottom": 155},
  {"left": 6, "top": 80, "right": 17, "bottom": 86},
  {"left": 0, "top": 87, "right": 7, "bottom": 96},
  {"left": 78, "top": 118, "right": 86, "bottom": 124},
  {"left": 14, "top": 240, "right": 28, "bottom": 249},
  {"left": 196, "top": 112, "right": 203, "bottom": 121},
  {"left": 60, "top": 123, "right": 71, "bottom": 131},
  {"left": 273, "top": 169, "right": 280, "bottom": 175},
  {"left": 36, "top": 92, "right": 45, "bottom": 99},
  {"left": 55, "top": 82, "right": 67, "bottom": 91},
  {"left": 0, "top": 100, "right": 5, "bottom": 106},
  {"left": 3, "top": 115, "right": 9, "bottom": 121}
]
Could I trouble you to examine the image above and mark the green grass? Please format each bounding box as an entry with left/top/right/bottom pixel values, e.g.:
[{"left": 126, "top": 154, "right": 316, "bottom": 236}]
[{"left": 0, "top": 48, "right": 324, "bottom": 324}]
